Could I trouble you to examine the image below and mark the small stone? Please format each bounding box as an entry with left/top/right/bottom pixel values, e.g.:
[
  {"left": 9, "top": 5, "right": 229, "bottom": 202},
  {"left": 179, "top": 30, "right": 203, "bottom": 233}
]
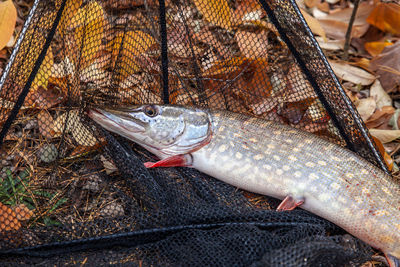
[{"left": 39, "top": 144, "right": 58, "bottom": 163}]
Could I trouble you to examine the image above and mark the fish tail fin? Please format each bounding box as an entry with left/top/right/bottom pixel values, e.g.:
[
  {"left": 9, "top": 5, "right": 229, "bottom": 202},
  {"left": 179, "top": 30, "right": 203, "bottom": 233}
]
[{"left": 386, "top": 254, "right": 400, "bottom": 267}]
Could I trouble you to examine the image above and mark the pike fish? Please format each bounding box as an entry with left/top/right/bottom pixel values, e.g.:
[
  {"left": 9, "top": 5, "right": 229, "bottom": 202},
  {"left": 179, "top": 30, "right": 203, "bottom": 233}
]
[{"left": 88, "top": 104, "right": 400, "bottom": 266}]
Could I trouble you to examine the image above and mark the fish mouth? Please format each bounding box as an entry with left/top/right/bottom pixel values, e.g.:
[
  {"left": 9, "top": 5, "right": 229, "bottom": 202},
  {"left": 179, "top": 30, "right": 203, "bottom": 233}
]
[{"left": 88, "top": 108, "right": 146, "bottom": 134}]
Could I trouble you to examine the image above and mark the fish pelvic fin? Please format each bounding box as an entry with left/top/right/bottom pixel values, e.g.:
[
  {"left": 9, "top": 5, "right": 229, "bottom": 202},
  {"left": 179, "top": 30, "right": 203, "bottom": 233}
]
[{"left": 386, "top": 254, "right": 400, "bottom": 267}]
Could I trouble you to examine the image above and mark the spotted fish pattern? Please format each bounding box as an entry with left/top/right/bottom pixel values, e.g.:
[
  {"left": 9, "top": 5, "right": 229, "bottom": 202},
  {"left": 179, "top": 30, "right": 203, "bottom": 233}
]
[{"left": 89, "top": 105, "right": 400, "bottom": 266}]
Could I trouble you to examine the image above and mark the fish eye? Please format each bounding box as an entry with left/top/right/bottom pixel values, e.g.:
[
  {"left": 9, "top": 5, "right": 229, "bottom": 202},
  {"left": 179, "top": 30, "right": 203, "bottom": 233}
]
[{"left": 143, "top": 105, "right": 158, "bottom": 117}]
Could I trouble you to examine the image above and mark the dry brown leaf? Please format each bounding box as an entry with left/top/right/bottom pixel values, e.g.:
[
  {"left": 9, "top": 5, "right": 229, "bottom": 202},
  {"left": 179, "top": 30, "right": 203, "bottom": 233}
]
[
  {"left": 370, "top": 80, "right": 392, "bottom": 109},
  {"left": 306, "top": 99, "right": 329, "bottom": 122},
  {"left": 351, "top": 58, "right": 371, "bottom": 72},
  {"left": 27, "top": 87, "right": 63, "bottom": 110},
  {"left": 283, "top": 63, "right": 317, "bottom": 102},
  {"left": 202, "top": 56, "right": 245, "bottom": 77},
  {"left": 69, "top": 1, "right": 103, "bottom": 29},
  {"left": 54, "top": 110, "right": 97, "bottom": 146},
  {"left": 232, "top": 0, "right": 262, "bottom": 25},
  {"left": 71, "top": 122, "right": 97, "bottom": 147},
  {"left": 100, "top": 155, "right": 117, "bottom": 175},
  {"left": 71, "top": 2, "right": 105, "bottom": 69},
  {"left": 13, "top": 204, "right": 33, "bottom": 221},
  {"left": 58, "top": 0, "right": 82, "bottom": 35},
  {"left": 51, "top": 56, "right": 75, "bottom": 78},
  {"left": 355, "top": 97, "right": 376, "bottom": 122},
  {"left": 318, "top": 2, "right": 374, "bottom": 40},
  {"left": 193, "top": 0, "right": 232, "bottom": 30},
  {"left": 193, "top": 28, "right": 230, "bottom": 59},
  {"left": 316, "top": 2, "right": 330, "bottom": 13},
  {"left": 370, "top": 41, "right": 400, "bottom": 92},
  {"left": 370, "top": 128, "right": 400, "bottom": 143},
  {"left": 329, "top": 61, "right": 375, "bottom": 85},
  {"left": 315, "top": 37, "right": 344, "bottom": 51},
  {"left": 107, "top": 31, "right": 155, "bottom": 81},
  {"left": 80, "top": 60, "right": 110, "bottom": 83},
  {"left": 0, "top": 202, "right": 21, "bottom": 232},
  {"left": 365, "top": 106, "right": 395, "bottom": 129},
  {"left": 67, "top": 142, "right": 104, "bottom": 159},
  {"left": 235, "top": 30, "right": 268, "bottom": 59},
  {"left": 365, "top": 41, "right": 393, "bottom": 57},
  {"left": 32, "top": 47, "right": 54, "bottom": 91},
  {"left": 300, "top": 8, "right": 327, "bottom": 41},
  {"left": 304, "top": 0, "right": 320, "bottom": 8},
  {"left": 54, "top": 110, "right": 80, "bottom": 135},
  {"left": 0, "top": 0, "right": 16, "bottom": 50},
  {"left": 371, "top": 136, "right": 394, "bottom": 171},
  {"left": 367, "top": 2, "right": 400, "bottom": 35},
  {"left": 38, "top": 110, "right": 57, "bottom": 139}
]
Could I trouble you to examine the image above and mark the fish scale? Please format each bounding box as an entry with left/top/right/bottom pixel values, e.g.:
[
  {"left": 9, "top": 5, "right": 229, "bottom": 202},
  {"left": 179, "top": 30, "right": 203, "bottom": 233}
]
[{"left": 88, "top": 105, "right": 400, "bottom": 266}]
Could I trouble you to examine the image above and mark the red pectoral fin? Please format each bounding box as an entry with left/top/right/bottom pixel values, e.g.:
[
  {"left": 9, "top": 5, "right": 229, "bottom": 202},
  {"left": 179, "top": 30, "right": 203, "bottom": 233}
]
[
  {"left": 144, "top": 154, "right": 191, "bottom": 168},
  {"left": 386, "top": 254, "right": 400, "bottom": 267},
  {"left": 277, "top": 196, "right": 304, "bottom": 211}
]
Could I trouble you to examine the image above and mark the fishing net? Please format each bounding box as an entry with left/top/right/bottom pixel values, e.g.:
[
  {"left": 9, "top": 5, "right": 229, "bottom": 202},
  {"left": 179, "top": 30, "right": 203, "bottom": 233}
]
[{"left": 0, "top": 0, "right": 388, "bottom": 266}]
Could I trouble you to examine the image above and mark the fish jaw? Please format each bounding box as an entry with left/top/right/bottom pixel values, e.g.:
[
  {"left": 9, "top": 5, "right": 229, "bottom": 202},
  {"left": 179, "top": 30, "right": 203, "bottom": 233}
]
[{"left": 88, "top": 108, "right": 146, "bottom": 138}]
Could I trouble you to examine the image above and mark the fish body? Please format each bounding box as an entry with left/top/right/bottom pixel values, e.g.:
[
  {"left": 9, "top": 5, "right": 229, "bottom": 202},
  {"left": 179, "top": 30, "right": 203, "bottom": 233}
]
[{"left": 88, "top": 105, "right": 400, "bottom": 266}]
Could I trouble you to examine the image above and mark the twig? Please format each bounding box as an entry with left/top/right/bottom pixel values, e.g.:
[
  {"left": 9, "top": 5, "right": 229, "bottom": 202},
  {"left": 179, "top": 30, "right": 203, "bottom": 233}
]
[{"left": 343, "top": 0, "right": 361, "bottom": 61}]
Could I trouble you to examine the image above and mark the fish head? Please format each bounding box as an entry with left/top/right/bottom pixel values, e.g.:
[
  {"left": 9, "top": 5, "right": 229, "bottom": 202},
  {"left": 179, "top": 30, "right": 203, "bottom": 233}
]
[{"left": 88, "top": 105, "right": 212, "bottom": 158}]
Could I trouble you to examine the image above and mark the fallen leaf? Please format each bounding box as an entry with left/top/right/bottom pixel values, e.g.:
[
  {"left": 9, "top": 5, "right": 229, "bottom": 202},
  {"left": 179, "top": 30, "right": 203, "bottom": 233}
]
[
  {"left": 306, "top": 99, "right": 329, "bottom": 122},
  {"left": 71, "top": 122, "right": 97, "bottom": 147},
  {"left": 58, "top": 0, "right": 82, "bottom": 35},
  {"left": 80, "top": 60, "right": 109, "bottom": 82},
  {"left": 329, "top": 61, "right": 376, "bottom": 85},
  {"left": 365, "top": 106, "right": 395, "bottom": 129},
  {"left": 193, "top": 0, "right": 232, "bottom": 30},
  {"left": 371, "top": 136, "right": 393, "bottom": 171},
  {"left": 355, "top": 97, "right": 376, "bottom": 121},
  {"left": 26, "top": 86, "right": 63, "bottom": 109},
  {"left": 67, "top": 142, "right": 105, "bottom": 159},
  {"left": 318, "top": 2, "right": 373, "bottom": 40},
  {"left": 232, "top": 0, "right": 262, "bottom": 25},
  {"left": 38, "top": 110, "right": 57, "bottom": 139},
  {"left": 235, "top": 30, "right": 269, "bottom": 59},
  {"left": 367, "top": 2, "right": 400, "bottom": 35},
  {"left": 13, "top": 204, "right": 33, "bottom": 221},
  {"left": 69, "top": 1, "right": 103, "bottom": 29},
  {"left": 193, "top": 28, "right": 230, "bottom": 59},
  {"left": 304, "top": 0, "right": 320, "bottom": 8},
  {"left": 32, "top": 47, "right": 54, "bottom": 91},
  {"left": 0, "top": 202, "right": 21, "bottom": 232},
  {"left": 54, "top": 110, "right": 97, "bottom": 146},
  {"left": 71, "top": 2, "right": 105, "bottom": 69},
  {"left": 316, "top": 37, "right": 344, "bottom": 51},
  {"left": 370, "top": 41, "right": 400, "bottom": 92},
  {"left": 0, "top": 0, "right": 16, "bottom": 50},
  {"left": 300, "top": 8, "right": 327, "bottom": 41},
  {"left": 6, "top": 34, "right": 14, "bottom": 47},
  {"left": 370, "top": 128, "right": 400, "bottom": 143},
  {"left": 389, "top": 109, "right": 400, "bottom": 130},
  {"left": 53, "top": 110, "right": 80, "bottom": 135},
  {"left": 107, "top": 31, "right": 156, "bottom": 81},
  {"left": 364, "top": 41, "right": 393, "bottom": 57},
  {"left": 51, "top": 56, "right": 75, "bottom": 78},
  {"left": 100, "top": 155, "right": 117, "bottom": 175},
  {"left": 370, "top": 80, "right": 392, "bottom": 109},
  {"left": 316, "top": 2, "right": 330, "bottom": 13},
  {"left": 249, "top": 97, "right": 278, "bottom": 115}
]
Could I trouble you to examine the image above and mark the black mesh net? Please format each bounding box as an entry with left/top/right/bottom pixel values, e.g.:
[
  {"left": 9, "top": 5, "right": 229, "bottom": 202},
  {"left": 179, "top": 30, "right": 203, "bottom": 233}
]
[{"left": 0, "top": 0, "right": 389, "bottom": 266}]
